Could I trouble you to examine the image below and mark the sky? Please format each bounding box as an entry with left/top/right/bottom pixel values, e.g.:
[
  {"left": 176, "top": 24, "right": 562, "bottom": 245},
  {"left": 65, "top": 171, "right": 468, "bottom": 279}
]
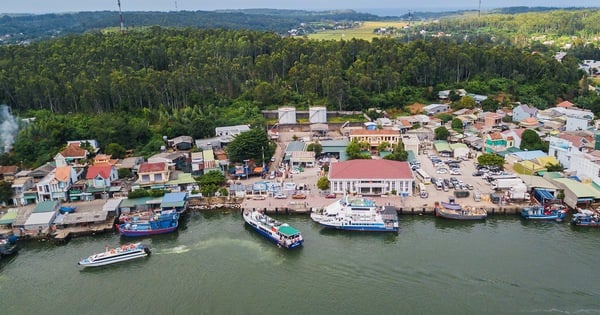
[{"left": 1, "top": 0, "right": 598, "bottom": 15}]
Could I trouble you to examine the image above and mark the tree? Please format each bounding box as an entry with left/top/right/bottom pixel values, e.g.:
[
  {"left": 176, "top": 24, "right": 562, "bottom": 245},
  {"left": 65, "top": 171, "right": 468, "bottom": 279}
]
[
  {"left": 317, "top": 176, "right": 330, "bottom": 191},
  {"left": 520, "top": 129, "right": 547, "bottom": 152},
  {"left": 480, "top": 98, "right": 500, "bottom": 112},
  {"left": 118, "top": 168, "right": 132, "bottom": 179},
  {"left": 0, "top": 180, "right": 13, "bottom": 205},
  {"left": 225, "top": 128, "right": 272, "bottom": 164},
  {"left": 434, "top": 126, "right": 449, "bottom": 140},
  {"left": 477, "top": 153, "right": 505, "bottom": 169},
  {"left": 377, "top": 141, "right": 392, "bottom": 152},
  {"left": 105, "top": 143, "right": 127, "bottom": 159},
  {"left": 198, "top": 170, "right": 226, "bottom": 188},
  {"left": 306, "top": 143, "right": 323, "bottom": 157},
  {"left": 545, "top": 162, "right": 564, "bottom": 172},
  {"left": 451, "top": 118, "right": 464, "bottom": 133},
  {"left": 436, "top": 113, "right": 453, "bottom": 123},
  {"left": 383, "top": 140, "right": 408, "bottom": 161},
  {"left": 346, "top": 141, "right": 371, "bottom": 160}
]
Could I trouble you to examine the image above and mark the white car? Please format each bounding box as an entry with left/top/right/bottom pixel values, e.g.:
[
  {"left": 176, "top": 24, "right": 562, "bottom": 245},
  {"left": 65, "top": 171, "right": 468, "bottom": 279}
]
[
  {"left": 274, "top": 193, "right": 287, "bottom": 199},
  {"left": 436, "top": 168, "right": 448, "bottom": 174},
  {"left": 450, "top": 168, "right": 462, "bottom": 175},
  {"left": 290, "top": 169, "right": 300, "bottom": 174}
]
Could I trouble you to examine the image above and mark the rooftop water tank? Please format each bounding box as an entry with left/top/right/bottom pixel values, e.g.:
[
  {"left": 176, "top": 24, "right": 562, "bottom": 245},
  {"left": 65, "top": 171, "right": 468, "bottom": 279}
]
[
  {"left": 309, "top": 106, "right": 327, "bottom": 124},
  {"left": 278, "top": 106, "right": 297, "bottom": 125}
]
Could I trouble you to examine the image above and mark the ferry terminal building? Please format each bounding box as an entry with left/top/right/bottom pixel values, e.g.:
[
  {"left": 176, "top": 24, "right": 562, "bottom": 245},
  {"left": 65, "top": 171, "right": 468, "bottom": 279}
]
[{"left": 328, "top": 160, "right": 414, "bottom": 196}]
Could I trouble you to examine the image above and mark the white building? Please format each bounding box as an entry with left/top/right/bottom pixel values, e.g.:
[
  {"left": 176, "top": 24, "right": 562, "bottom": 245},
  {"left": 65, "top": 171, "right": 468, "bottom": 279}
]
[{"left": 328, "top": 160, "right": 414, "bottom": 196}]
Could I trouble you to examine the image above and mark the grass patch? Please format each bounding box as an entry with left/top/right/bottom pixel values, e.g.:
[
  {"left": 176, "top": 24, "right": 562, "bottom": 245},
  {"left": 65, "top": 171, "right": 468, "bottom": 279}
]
[{"left": 309, "top": 21, "right": 407, "bottom": 41}]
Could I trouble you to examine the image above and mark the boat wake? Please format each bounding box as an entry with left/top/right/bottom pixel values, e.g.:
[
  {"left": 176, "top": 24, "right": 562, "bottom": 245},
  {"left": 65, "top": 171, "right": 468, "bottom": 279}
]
[{"left": 157, "top": 245, "right": 191, "bottom": 255}]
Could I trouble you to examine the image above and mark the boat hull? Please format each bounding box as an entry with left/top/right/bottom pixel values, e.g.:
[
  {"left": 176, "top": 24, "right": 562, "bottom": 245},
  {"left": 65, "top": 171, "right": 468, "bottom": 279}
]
[
  {"left": 435, "top": 208, "right": 487, "bottom": 220},
  {"left": 78, "top": 244, "right": 151, "bottom": 268},
  {"left": 116, "top": 224, "right": 178, "bottom": 237},
  {"left": 246, "top": 222, "right": 304, "bottom": 249}
]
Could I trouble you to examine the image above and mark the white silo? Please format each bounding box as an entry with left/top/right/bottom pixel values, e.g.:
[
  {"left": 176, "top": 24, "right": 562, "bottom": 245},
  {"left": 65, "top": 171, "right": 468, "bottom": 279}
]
[
  {"left": 309, "top": 106, "right": 327, "bottom": 124},
  {"left": 278, "top": 106, "right": 297, "bottom": 124}
]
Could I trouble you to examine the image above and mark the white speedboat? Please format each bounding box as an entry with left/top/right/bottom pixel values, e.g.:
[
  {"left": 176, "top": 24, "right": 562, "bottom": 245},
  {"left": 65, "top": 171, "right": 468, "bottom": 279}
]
[{"left": 78, "top": 243, "right": 151, "bottom": 268}]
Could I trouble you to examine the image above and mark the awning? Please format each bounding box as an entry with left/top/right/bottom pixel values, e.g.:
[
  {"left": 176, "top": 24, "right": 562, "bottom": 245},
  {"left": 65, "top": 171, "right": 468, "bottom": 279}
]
[{"left": 535, "top": 189, "right": 555, "bottom": 201}]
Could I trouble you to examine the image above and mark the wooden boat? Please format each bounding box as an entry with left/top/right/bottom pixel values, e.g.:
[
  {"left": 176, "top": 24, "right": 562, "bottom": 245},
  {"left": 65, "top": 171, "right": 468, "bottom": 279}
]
[
  {"left": 521, "top": 204, "right": 566, "bottom": 221},
  {"left": 78, "top": 243, "right": 151, "bottom": 268},
  {"left": 116, "top": 210, "right": 179, "bottom": 237},
  {"left": 571, "top": 209, "right": 600, "bottom": 227},
  {"left": 243, "top": 210, "right": 303, "bottom": 249},
  {"left": 435, "top": 198, "right": 487, "bottom": 220}
]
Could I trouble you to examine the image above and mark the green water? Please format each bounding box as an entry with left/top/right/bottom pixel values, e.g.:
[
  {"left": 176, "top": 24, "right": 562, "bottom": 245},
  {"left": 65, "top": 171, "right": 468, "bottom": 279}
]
[{"left": 1, "top": 212, "right": 599, "bottom": 314}]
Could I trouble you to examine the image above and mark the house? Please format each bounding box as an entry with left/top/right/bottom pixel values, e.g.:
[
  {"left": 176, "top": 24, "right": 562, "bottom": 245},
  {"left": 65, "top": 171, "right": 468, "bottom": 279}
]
[
  {"left": 35, "top": 166, "right": 77, "bottom": 202},
  {"left": 28, "top": 162, "right": 55, "bottom": 181},
  {"left": 501, "top": 128, "right": 526, "bottom": 149},
  {"left": 169, "top": 135, "right": 194, "bottom": 151},
  {"left": 55, "top": 143, "right": 88, "bottom": 167},
  {"left": 290, "top": 151, "right": 316, "bottom": 168},
  {"left": 519, "top": 117, "right": 539, "bottom": 128},
  {"left": 11, "top": 176, "right": 35, "bottom": 206},
  {"left": 422, "top": 104, "right": 450, "bottom": 116},
  {"left": 512, "top": 104, "right": 538, "bottom": 122},
  {"left": 191, "top": 152, "right": 204, "bottom": 176},
  {"left": 375, "top": 117, "right": 392, "bottom": 127},
  {"left": 556, "top": 100, "right": 574, "bottom": 108},
  {"left": 22, "top": 200, "right": 59, "bottom": 232},
  {"left": 215, "top": 124, "right": 251, "bottom": 145},
  {"left": 320, "top": 139, "right": 350, "bottom": 161},
  {"left": 85, "top": 164, "right": 119, "bottom": 198},
  {"left": 202, "top": 149, "right": 220, "bottom": 174},
  {"left": 328, "top": 160, "right": 414, "bottom": 196},
  {"left": 148, "top": 151, "right": 188, "bottom": 172},
  {"left": 136, "top": 162, "right": 170, "bottom": 189},
  {"left": 548, "top": 133, "right": 593, "bottom": 169},
  {"left": 348, "top": 129, "right": 401, "bottom": 150},
  {"left": 93, "top": 154, "right": 117, "bottom": 166},
  {"left": 550, "top": 106, "right": 594, "bottom": 131},
  {"left": 67, "top": 139, "right": 100, "bottom": 154},
  {"left": 484, "top": 112, "right": 503, "bottom": 127},
  {"left": 116, "top": 156, "right": 144, "bottom": 174},
  {"left": 483, "top": 132, "right": 507, "bottom": 153}
]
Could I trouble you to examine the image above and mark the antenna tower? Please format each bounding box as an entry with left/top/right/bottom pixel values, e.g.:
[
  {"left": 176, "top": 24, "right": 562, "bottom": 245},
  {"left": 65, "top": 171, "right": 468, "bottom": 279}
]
[
  {"left": 117, "top": 0, "right": 125, "bottom": 35},
  {"left": 478, "top": 0, "right": 482, "bottom": 18}
]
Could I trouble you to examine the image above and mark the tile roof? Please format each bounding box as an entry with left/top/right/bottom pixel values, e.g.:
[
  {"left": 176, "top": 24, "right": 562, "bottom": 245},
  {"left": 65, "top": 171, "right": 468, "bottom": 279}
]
[
  {"left": 60, "top": 143, "right": 87, "bottom": 158},
  {"left": 489, "top": 132, "right": 503, "bottom": 140},
  {"left": 556, "top": 100, "right": 574, "bottom": 108},
  {"left": 138, "top": 162, "right": 167, "bottom": 173},
  {"left": 54, "top": 166, "right": 71, "bottom": 182},
  {"left": 558, "top": 133, "right": 587, "bottom": 147},
  {"left": 86, "top": 165, "right": 112, "bottom": 179},
  {"left": 329, "top": 160, "right": 412, "bottom": 180}
]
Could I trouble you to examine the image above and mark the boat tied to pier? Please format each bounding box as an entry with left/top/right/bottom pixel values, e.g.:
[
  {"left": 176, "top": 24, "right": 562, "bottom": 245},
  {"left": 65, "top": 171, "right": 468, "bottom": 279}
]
[
  {"left": 78, "top": 242, "right": 151, "bottom": 268},
  {"left": 310, "top": 195, "right": 399, "bottom": 232},
  {"left": 435, "top": 198, "right": 487, "bottom": 220},
  {"left": 520, "top": 204, "right": 566, "bottom": 221},
  {"left": 571, "top": 209, "right": 600, "bottom": 227},
  {"left": 116, "top": 210, "right": 179, "bottom": 237},
  {"left": 243, "top": 209, "right": 303, "bottom": 249},
  {"left": 0, "top": 233, "right": 19, "bottom": 256}
]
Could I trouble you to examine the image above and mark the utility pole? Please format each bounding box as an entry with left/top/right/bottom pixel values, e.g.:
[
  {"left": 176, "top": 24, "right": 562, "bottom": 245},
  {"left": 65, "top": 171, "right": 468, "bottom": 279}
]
[{"left": 117, "top": 0, "right": 125, "bottom": 36}]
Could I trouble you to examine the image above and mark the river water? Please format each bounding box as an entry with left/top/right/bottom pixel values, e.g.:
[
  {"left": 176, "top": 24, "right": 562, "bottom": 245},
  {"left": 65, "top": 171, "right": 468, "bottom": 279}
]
[{"left": 1, "top": 212, "right": 599, "bottom": 314}]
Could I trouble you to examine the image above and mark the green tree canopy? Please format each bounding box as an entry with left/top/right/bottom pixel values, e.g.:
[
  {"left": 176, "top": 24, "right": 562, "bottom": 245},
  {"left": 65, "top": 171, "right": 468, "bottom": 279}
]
[
  {"left": 520, "top": 129, "right": 547, "bottom": 152},
  {"left": 477, "top": 153, "right": 505, "bottom": 169},
  {"left": 346, "top": 141, "right": 371, "bottom": 160},
  {"left": 451, "top": 118, "right": 464, "bottom": 133},
  {"left": 317, "top": 176, "right": 330, "bottom": 191},
  {"left": 306, "top": 143, "right": 323, "bottom": 157},
  {"left": 434, "top": 126, "right": 450, "bottom": 140},
  {"left": 225, "top": 128, "right": 272, "bottom": 164}
]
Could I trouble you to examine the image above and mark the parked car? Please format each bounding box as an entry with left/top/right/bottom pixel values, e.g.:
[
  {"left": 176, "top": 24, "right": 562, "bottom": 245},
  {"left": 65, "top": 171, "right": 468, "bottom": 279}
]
[
  {"left": 472, "top": 170, "right": 484, "bottom": 176},
  {"left": 465, "top": 183, "right": 474, "bottom": 190},
  {"left": 274, "top": 193, "right": 287, "bottom": 199},
  {"left": 450, "top": 168, "right": 462, "bottom": 175},
  {"left": 325, "top": 193, "right": 337, "bottom": 199},
  {"left": 292, "top": 193, "right": 306, "bottom": 199}
]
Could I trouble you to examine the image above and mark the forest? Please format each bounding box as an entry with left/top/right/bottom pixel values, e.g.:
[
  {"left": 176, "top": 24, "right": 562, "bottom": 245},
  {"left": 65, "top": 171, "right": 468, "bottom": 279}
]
[{"left": 0, "top": 8, "right": 599, "bottom": 169}]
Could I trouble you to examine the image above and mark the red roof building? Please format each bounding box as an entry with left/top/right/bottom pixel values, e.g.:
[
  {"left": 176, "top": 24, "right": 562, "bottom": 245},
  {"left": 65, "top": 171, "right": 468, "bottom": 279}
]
[{"left": 328, "top": 160, "right": 414, "bottom": 196}]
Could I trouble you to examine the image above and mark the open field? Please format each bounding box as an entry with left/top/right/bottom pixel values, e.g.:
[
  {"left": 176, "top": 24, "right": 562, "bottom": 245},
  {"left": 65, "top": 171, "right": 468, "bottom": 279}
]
[{"left": 308, "top": 21, "right": 407, "bottom": 41}]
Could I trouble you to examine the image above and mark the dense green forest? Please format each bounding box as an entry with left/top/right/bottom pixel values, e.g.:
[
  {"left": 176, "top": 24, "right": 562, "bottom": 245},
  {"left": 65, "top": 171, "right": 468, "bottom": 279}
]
[{"left": 1, "top": 8, "right": 600, "bottom": 170}]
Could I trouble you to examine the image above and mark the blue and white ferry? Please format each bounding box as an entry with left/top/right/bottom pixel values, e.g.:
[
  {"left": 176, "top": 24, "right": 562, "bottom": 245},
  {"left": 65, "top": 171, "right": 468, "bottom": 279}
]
[
  {"left": 311, "top": 195, "right": 398, "bottom": 232},
  {"left": 243, "top": 210, "right": 303, "bottom": 249}
]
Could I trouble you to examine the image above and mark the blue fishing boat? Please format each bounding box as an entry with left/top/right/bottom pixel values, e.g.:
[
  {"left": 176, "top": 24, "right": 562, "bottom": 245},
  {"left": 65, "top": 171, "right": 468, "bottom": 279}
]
[
  {"left": 571, "top": 209, "right": 600, "bottom": 227},
  {"left": 243, "top": 210, "right": 303, "bottom": 249},
  {"left": 521, "top": 204, "right": 567, "bottom": 221},
  {"left": 310, "top": 195, "right": 398, "bottom": 232},
  {"left": 116, "top": 210, "right": 179, "bottom": 237},
  {"left": 0, "top": 234, "right": 19, "bottom": 256}
]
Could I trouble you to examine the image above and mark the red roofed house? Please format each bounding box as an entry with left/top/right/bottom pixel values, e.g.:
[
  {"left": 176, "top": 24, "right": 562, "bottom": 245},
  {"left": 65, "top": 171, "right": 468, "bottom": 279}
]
[
  {"left": 55, "top": 143, "right": 89, "bottom": 167},
  {"left": 85, "top": 164, "right": 118, "bottom": 190},
  {"left": 556, "top": 100, "right": 574, "bottom": 108},
  {"left": 137, "top": 162, "right": 170, "bottom": 188},
  {"left": 328, "top": 160, "right": 414, "bottom": 196}
]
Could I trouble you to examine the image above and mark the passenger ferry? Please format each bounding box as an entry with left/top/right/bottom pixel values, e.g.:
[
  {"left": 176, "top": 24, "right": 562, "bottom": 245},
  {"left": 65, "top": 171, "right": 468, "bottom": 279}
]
[
  {"left": 78, "top": 243, "right": 151, "bottom": 268},
  {"left": 243, "top": 210, "right": 303, "bottom": 249},
  {"left": 310, "top": 195, "right": 398, "bottom": 232}
]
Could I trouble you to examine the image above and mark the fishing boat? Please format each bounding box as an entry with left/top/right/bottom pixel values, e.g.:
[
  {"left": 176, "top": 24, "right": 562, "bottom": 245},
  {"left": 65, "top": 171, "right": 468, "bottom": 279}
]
[
  {"left": 571, "top": 209, "right": 600, "bottom": 227},
  {"left": 116, "top": 210, "right": 179, "bottom": 237},
  {"left": 0, "top": 234, "right": 19, "bottom": 256},
  {"left": 243, "top": 210, "right": 303, "bottom": 249},
  {"left": 435, "top": 198, "right": 487, "bottom": 220},
  {"left": 521, "top": 204, "right": 567, "bottom": 221},
  {"left": 78, "top": 243, "right": 151, "bottom": 268},
  {"left": 310, "top": 195, "right": 398, "bottom": 232}
]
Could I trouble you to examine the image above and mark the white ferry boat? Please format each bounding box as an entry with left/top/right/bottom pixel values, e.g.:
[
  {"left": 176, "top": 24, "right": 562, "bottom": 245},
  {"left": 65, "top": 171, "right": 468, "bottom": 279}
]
[
  {"left": 78, "top": 243, "right": 151, "bottom": 268},
  {"left": 243, "top": 210, "right": 303, "bottom": 249},
  {"left": 311, "top": 195, "right": 398, "bottom": 232}
]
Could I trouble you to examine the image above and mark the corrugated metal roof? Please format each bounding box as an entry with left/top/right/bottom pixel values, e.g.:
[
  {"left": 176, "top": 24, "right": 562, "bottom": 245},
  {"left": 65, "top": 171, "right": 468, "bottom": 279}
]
[
  {"left": 553, "top": 178, "right": 600, "bottom": 198},
  {"left": 33, "top": 201, "right": 58, "bottom": 213}
]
